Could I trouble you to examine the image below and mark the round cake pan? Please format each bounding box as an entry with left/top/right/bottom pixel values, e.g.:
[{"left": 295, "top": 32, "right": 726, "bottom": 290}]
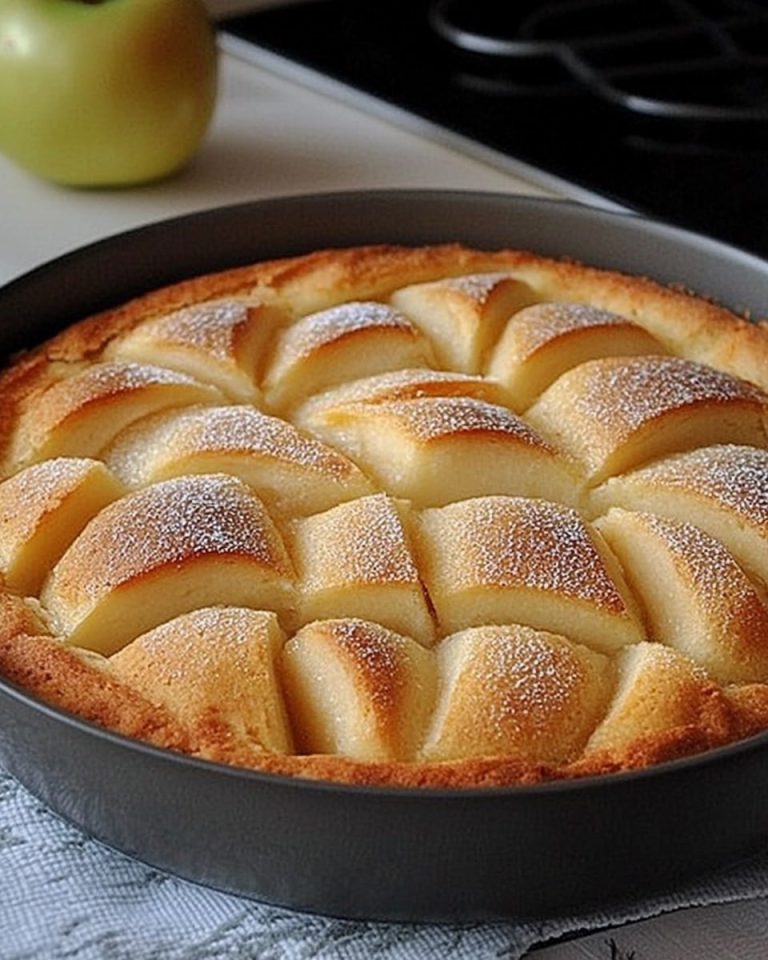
[{"left": 1, "top": 190, "right": 768, "bottom": 923}]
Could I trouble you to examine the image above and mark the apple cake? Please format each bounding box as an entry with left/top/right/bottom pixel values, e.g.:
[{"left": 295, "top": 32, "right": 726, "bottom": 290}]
[{"left": 2, "top": 242, "right": 768, "bottom": 788}]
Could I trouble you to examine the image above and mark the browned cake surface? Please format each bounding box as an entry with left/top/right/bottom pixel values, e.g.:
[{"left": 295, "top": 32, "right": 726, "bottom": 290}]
[{"left": 2, "top": 242, "right": 768, "bottom": 789}]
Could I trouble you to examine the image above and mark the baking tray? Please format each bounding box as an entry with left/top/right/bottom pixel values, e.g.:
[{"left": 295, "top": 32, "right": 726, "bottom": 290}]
[{"left": 1, "top": 190, "right": 768, "bottom": 923}]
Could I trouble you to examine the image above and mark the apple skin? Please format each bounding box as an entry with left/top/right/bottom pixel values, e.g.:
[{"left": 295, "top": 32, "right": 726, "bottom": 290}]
[{"left": 0, "top": 0, "right": 218, "bottom": 187}]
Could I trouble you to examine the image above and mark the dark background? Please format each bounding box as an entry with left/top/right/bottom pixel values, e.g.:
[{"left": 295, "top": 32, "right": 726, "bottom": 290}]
[{"left": 222, "top": 0, "right": 768, "bottom": 258}]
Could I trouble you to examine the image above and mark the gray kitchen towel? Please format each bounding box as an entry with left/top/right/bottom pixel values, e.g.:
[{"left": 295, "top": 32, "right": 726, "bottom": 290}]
[{"left": 1, "top": 769, "right": 767, "bottom": 960}]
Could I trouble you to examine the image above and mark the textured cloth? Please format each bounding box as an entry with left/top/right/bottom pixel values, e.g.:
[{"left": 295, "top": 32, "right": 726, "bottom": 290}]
[{"left": 1, "top": 769, "right": 767, "bottom": 960}]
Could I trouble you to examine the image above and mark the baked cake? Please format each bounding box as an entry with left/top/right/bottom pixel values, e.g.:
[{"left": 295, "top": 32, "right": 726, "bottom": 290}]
[{"left": 2, "top": 242, "right": 768, "bottom": 789}]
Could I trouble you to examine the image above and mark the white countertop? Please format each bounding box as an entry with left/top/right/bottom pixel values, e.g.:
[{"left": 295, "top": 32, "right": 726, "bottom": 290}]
[
  {"left": 0, "top": 49, "right": 555, "bottom": 287},
  {"left": 0, "top": 36, "right": 766, "bottom": 960}
]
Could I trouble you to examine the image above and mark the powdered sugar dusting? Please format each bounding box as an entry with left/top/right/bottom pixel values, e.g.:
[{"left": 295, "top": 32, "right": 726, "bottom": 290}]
[
  {"left": 573, "top": 356, "right": 766, "bottom": 429},
  {"left": 509, "top": 302, "right": 640, "bottom": 353},
  {"left": 630, "top": 445, "right": 768, "bottom": 532},
  {"left": 437, "top": 496, "right": 629, "bottom": 612},
  {"left": 112, "top": 605, "right": 282, "bottom": 707},
  {"left": 0, "top": 458, "right": 96, "bottom": 508},
  {"left": 639, "top": 510, "right": 737, "bottom": 592},
  {"left": 63, "top": 361, "right": 202, "bottom": 398},
  {"left": 429, "top": 624, "right": 607, "bottom": 761},
  {"left": 630, "top": 510, "right": 768, "bottom": 641},
  {"left": 469, "top": 627, "right": 588, "bottom": 728},
  {"left": 104, "top": 411, "right": 185, "bottom": 487},
  {"left": 139, "top": 300, "right": 252, "bottom": 360},
  {"left": 376, "top": 396, "right": 552, "bottom": 446},
  {"left": 133, "top": 606, "right": 272, "bottom": 657},
  {"left": 185, "top": 406, "right": 355, "bottom": 479},
  {"left": 299, "top": 494, "right": 419, "bottom": 589},
  {"left": 0, "top": 458, "right": 102, "bottom": 543},
  {"left": 279, "top": 302, "right": 418, "bottom": 359},
  {"left": 442, "top": 272, "right": 519, "bottom": 303},
  {"left": 56, "top": 474, "right": 290, "bottom": 600},
  {"left": 178, "top": 605, "right": 272, "bottom": 636},
  {"left": 321, "top": 618, "right": 406, "bottom": 708}
]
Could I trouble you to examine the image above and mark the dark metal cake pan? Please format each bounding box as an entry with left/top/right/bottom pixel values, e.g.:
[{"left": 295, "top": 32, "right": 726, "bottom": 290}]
[{"left": 1, "top": 190, "right": 767, "bottom": 922}]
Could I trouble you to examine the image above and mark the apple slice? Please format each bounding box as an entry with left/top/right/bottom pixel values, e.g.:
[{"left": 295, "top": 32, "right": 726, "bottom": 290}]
[
  {"left": 289, "top": 494, "right": 435, "bottom": 646},
  {"left": 7, "top": 361, "right": 223, "bottom": 468},
  {"left": 486, "top": 301, "right": 663, "bottom": 411},
  {"left": 104, "top": 404, "right": 374, "bottom": 516},
  {"left": 597, "top": 508, "right": 768, "bottom": 684},
  {"left": 414, "top": 495, "right": 644, "bottom": 652},
  {"left": 42, "top": 474, "right": 295, "bottom": 655},
  {"left": 302, "top": 395, "right": 581, "bottom": 508},
  {"left": 583, "top": 642, "right": 731, "bottom": 764},
  {"left": 262, "top": 301, "right": 434, "bottom": 411},
  {"left": 108, "top": 297, "right": 288, "bottom": 403},
  {"left": 589, "top": 444, "right": 768, "bottom": 585},
  {"left": 111, "top": 607, "right": 293, "bottom": 755},
  {"left": 421, "top": 624, "right": 613, "bottom": 764},
  {"left": 0, "top": 458, "right": 124, "bottom": 594},
  {"left": 294, "top": 367, "right": 507, "bottom": 426},
  {"left": 526, "top": 355, "right": 768, "bottom": 485},
  {"left": 281, "top": 618, "right": 437, "bottom": 762},
  {"left": 390, "top": 272, "right": 538, "bottom": 372}
]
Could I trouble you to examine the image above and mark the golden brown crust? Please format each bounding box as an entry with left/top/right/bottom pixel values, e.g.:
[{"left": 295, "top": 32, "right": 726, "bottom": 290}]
[
  {"left": 7, "top": 242, "right": 764, "bottom": 388},
  {"left": 1, "top": 242, "right": 768, "bottom": 789},
  {"left": 0, "top": 630, "right": 192, "bottom": 753},
  {"left": 110, "top": 607, "right": 293, "bottom": 756},
  {"left": 0, "top": 594, "right": 760, "bottom": 789}
]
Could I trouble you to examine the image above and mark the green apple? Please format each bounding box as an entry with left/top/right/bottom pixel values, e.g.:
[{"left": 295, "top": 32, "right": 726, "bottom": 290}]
[{"left": 0, "top": 0, "right": 218, "bottom": 187}]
